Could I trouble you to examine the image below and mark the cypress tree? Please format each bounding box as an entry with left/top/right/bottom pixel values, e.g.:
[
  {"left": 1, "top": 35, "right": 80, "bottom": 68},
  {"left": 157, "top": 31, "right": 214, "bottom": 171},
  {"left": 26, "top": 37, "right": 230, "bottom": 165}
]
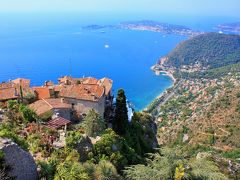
[{"left": 113, "top": 89, "right": 129, "bottom": 136}]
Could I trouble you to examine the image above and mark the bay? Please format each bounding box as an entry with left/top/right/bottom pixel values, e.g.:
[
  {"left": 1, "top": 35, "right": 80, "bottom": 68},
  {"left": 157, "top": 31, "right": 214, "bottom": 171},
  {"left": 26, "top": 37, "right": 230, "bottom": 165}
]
[{"left": 0, "top": 13, "right": 236, "bottom": 110}]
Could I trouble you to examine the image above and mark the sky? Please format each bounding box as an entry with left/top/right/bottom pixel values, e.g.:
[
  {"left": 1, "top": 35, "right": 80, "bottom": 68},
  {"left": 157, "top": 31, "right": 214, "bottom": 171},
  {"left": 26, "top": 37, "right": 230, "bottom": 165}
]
[{"left": 0, "top": 0, "right": 239, "bottom": 18}]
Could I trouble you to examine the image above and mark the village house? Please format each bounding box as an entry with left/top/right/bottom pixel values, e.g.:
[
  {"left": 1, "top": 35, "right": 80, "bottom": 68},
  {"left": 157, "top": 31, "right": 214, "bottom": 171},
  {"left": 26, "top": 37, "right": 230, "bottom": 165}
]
[
  {"left": 28, "top": 76, "right": 113, "bottom": 120},
  {"left": 58, "top": 83, "right": 106, "bottom": 118},
  {"left": 0, "top": 78, "right": 33, "bottom": 104},
  {"left": 32, "top": 86, "right": 51, "bottom": 100},
  {"left": 29, "top": 98, "right": 72, "bottom": 120},
  {"left": 57, "top": 76, "right": 113, "bottom": 118},
  {"left": 1, "top": 76, "right": 113, "bottom": 120}
]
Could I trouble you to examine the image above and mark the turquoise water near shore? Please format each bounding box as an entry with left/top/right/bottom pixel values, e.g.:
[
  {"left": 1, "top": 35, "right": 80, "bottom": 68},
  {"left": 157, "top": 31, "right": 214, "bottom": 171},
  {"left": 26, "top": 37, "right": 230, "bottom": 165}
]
[{"left": 0, "top": 13, "right": 238, "bottom": 110}]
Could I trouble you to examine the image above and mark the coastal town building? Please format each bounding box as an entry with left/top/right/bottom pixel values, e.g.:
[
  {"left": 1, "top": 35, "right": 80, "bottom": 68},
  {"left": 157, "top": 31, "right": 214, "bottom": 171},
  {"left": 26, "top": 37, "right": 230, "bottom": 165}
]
[
  {"left": 29, "top": 98, "right": 72, "bottom": 120},
  {"left": 58, "top": 84, "right": 106, "bottom": 117},
  {"left": 32, "top": 87, "right": 51, "bottom": 100},
  {"left": 1, "top": 76, "right": 113, "bottom": 121},
  {"left": 57, "top": 76, "right": 113, "bottom": 118},
  {"left": 0, "top": 78, "right": 33, "bottom": 104}
]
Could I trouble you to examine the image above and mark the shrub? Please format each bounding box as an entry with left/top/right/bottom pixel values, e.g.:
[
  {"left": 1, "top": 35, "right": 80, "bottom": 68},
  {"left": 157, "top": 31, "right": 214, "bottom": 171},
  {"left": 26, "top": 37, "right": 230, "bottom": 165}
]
[
  {"left": 65, "top": 131, "right": 83, "bottom": 148},
  {"left": 0, "top": 123, "right": 28, "bottom": 150},
  {"left": 82, "top": 109, "right": 106, "bottom": 137},
  {"left": 91, "top": 129, "right": 139, "bottom": 171}
]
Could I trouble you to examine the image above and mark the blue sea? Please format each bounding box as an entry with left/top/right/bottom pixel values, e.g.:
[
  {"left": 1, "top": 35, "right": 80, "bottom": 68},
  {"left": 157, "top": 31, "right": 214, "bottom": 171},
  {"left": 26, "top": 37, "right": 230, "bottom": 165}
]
[{"left": 0, "top": 13, "right": 239, "bottom": 110}]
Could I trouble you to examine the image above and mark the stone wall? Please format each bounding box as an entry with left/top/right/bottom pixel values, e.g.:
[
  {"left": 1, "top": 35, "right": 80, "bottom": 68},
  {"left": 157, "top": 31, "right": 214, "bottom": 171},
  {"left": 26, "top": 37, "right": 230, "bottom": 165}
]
[
  {"left": 52, "top": 108, "right": 71, "bottom": 120},
  {"left": 0, "top": 138, "right": 38, "bottom": 180},
  {"left": 64, "top": 96, "right": 106, "bottom": 117}
]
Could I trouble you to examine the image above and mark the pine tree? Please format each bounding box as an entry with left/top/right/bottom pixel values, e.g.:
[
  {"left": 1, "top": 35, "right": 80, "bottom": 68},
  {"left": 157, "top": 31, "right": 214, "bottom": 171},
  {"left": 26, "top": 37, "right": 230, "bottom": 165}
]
[{"left": 113, "top": 89, "right": 129, "bottom": 136}]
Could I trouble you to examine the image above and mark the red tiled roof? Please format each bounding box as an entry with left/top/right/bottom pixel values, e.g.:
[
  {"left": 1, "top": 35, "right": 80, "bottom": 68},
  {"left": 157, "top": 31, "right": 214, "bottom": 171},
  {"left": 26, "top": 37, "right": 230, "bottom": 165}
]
[
  {"left": 45, "top": 117, "right": 71, "bottom": 129},
  {"left": 12, "top": 78, "right": 30, "bottom": 88},
  {"left": 33, "top": 87, "right": 51, "bottom": 99},
  {"left": 58, "top": 76, "right": 74, "bottom": 85},
  {"left": 0, "top": 82, "right": 14, "bottom": 89},
  {"left": 59, "top": 84, "right": 105, "bottom": 102},
  {"left": 44, "top": 81, "right": 54, "bottom": 87},
  {"left": 0, "top": 87, "right": 18, "bottom": 101},
  {"left": 0, "top": 78, "right": 32, "bottom": 101},
  {"left": 58, "top": 76, "right": 99, "bottom": 85},
  {"left": 29, "top": 99, "right": 71, "bottom": 116},
  {"left": 80, "top": 77, "right": 98, "bottom": 85}
]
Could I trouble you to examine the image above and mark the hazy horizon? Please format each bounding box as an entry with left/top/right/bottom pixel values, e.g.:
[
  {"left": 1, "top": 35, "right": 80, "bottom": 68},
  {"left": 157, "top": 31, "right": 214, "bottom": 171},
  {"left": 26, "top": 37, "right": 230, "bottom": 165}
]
[{"left": 0, "top": 0, "right": 239, "bottom": 18}]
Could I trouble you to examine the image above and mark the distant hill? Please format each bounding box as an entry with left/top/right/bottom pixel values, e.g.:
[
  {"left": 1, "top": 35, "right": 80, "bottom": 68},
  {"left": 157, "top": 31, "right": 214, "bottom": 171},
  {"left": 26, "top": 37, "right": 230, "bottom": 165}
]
[
  {"left": 120, "top": 20, "right": 201, "bottom": 36},
  {"left": 164, "top": 33, "right": 240, "bottom": 69},
  {"left": 216, "top": 22, "right": 240, "bottom": 34},
  {"left": 81, "top": 20, "right": 202, "bottom": 36}
]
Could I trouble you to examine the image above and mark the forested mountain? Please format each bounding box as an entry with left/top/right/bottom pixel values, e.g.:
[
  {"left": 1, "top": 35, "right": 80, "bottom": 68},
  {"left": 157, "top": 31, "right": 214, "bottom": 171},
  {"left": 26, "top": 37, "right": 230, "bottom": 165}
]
[{"left": 164, "top": 33, "right": 240, "bottom": 69}]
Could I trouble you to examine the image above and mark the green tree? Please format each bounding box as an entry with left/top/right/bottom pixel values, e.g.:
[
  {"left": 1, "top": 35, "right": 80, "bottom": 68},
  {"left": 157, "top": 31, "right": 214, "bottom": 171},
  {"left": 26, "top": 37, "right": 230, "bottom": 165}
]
[
  {"left": 91, "top": 129, "right": 139, "bottom": 171},
  {"left": 124, "top": 148, "right": 228, "bottom": 180},
  {"left": 188, "top": 158, "right": 228, "bottom": 180},
  {"left": 54, "top": 161, "right": 89, "bottom": 180},
  {"left": 113, "top": 89, "right": 129, "bottom": 136},
  {"left": 24, "top": 92, "right": 36, "bottom": 104},
  {"left": 127, "top": 112, "right": 156, "bottom": 156},
  {"left": 65, "top": 131, "right": 83, "bottom": 148},
  {"left": 19, "top": 104, "right": 38, "bottom": 123},
  {"left": 83, "top": 109, "right": 106, "bottom": 137},
  {"left": 94, "top": 160, "right": 120, "bottom": 180}
]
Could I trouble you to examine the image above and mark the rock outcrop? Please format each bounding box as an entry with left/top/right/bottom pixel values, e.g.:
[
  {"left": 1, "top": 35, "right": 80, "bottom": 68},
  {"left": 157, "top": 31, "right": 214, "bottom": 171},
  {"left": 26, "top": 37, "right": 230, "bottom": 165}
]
[
  {"left": 75, "top": 135, "right": 93, "bottom": 162},
  {"left": 0, "top": 138, "right": 38, "bottom": 180}
]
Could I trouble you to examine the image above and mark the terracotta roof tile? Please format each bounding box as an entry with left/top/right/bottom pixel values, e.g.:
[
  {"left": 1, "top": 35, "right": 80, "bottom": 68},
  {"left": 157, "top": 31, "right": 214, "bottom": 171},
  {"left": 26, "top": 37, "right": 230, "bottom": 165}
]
[
  {"left": 0, "top": 87, "right": 18, "bottom": 101},
  {"left": 45, "top": 117, "right": 71, "bottom": 129},
  {"left": 59, "top": 84, "right": 105, "bottom": 102},
  {"left": 33, "top": 87, "right": 51, "bottom": 100},
  {"left": 12, "top": 78, "right": 30, "bottom": 88},
  {"left": 0, "top": 82, "right": 15, "bottom": 89},
  {"left": 58, "top": 76, "right": 99, "bottom": 85},
  {"left": 80, "top": 77, "right": 98, "bottom": 85},
  {"left": 29, "top": 99, "right": 71, "bottom": 116}
]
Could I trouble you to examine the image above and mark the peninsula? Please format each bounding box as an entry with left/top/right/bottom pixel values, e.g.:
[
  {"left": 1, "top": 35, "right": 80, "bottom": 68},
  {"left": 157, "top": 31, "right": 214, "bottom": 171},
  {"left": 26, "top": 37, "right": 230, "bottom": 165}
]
[
  {"left": 119, "top": 20, "right": 203, "bottom": 36},
  {"left": 216, "top": 22, "right": 240, "bottom": 34},
  {"left": 82, "top": 20, "right": 203, "bottom": 36}
]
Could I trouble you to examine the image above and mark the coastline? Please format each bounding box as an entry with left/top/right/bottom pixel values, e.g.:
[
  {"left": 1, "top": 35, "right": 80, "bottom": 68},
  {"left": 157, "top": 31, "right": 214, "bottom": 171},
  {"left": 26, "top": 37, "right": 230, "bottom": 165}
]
[{"left": 144, "top": 58, "right": 177, "bottom": 114}]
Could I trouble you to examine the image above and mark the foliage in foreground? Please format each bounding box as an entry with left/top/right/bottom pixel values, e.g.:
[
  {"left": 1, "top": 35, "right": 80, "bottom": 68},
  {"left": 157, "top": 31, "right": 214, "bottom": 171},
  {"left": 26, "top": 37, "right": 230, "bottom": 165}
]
[
  {"left": 38, "top": 147, "right": 120, "bottom": 180},
  {"left": 82, "top": 109, "right": 106, "bottom": 138},
  {"left": 124, "top": 148, "right": 228, "bottom": 180},
  {"left": 90, "top": 128, "right": 140, "bottom": 171}
]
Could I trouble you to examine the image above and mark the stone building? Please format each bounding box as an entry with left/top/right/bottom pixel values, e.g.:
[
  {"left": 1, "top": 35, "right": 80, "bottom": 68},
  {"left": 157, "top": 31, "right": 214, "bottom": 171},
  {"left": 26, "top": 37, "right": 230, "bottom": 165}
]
[
  {"left": 59, "top": 84, "right": 106, "bottom": 117},
  {"left": 20, "top": 76, "right": 113, "bottom": 120},
  {"left": 0, "top": 78, "right": 33, "bottom": 104},
  {"left": 57, "top": 76, "right": 113, "bottom": 118},
  {"left": 29, "top": 98, "right": 72, "bottom": 120}
]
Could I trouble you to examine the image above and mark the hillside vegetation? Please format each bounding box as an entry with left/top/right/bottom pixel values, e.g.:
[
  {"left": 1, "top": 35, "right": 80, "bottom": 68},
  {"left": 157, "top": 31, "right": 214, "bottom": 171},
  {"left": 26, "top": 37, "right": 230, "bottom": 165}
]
[
  {"left": 144, "top": 32, "right": 240, "bottom": 179},
  {"left": 165, "top": 33, "right": 240, "bottom": 69},
  {"left": 176, "top": 62, "right": 240, "bottom": 79},
  {"left": 153, "top": 76, "right": 240, "bottom": 179}
]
